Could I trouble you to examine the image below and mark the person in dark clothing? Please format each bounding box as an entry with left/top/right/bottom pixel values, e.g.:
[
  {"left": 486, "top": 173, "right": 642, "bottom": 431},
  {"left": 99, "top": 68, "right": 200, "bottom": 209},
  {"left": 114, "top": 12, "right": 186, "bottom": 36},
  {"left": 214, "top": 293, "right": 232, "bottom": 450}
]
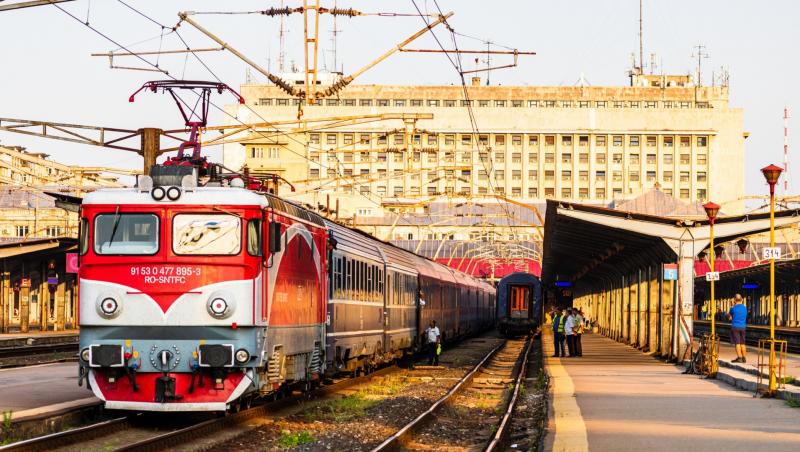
[{"left": 552, "top": 308, "right": 566, "bottom": 357}]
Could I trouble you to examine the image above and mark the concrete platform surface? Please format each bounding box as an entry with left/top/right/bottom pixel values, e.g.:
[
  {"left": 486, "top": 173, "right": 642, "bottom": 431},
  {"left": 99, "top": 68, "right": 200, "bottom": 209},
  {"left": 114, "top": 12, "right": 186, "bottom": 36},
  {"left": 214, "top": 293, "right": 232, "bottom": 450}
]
[
  {"left": 544, "top": 333, "right": 800, "bottom": 452},
  {"left": 0, "top": 330, "right": 79, "bottom": 347},
  {"left": 706, "top": 338, "right": 800, "bottom": 381},
  {"left": 0, "top": 362, "right": 97, "bottom": 418}
]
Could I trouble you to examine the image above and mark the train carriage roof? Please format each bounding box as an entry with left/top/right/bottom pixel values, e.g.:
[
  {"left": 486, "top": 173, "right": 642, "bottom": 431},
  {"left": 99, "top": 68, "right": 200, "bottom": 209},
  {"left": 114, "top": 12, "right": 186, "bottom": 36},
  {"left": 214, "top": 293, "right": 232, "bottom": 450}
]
[
  {"left": 323, "top": 219, "right": 384, "bottom": 263},
  {"left": 498, "top": 272, "right": 541, "bottom": 288}
]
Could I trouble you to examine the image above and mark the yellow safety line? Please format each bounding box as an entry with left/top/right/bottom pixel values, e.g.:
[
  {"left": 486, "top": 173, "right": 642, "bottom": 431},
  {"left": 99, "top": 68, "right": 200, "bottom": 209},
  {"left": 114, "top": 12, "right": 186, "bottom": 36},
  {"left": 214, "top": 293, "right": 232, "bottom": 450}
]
[{"left": 545, "top": 334, "right": 589, "bottom": 452}]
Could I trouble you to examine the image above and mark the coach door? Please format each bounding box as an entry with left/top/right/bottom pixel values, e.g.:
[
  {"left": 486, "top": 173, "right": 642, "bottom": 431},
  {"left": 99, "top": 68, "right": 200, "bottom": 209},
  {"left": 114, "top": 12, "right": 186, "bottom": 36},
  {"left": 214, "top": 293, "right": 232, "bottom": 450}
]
[{"left": 510, "top": 285, "right": 530, "bottom": 319}]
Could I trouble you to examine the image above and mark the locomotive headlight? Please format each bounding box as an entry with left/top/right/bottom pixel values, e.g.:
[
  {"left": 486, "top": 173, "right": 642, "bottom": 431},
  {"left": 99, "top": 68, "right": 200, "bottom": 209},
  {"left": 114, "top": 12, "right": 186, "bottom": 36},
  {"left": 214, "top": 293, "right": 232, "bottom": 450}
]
[
  {"left": 206, "top": 291, "right": 236, "bottom": 319},
  {"left": 151, "top": 186, "right": 166, "bottom": 201},
  {"left": 235, "top": 349, "right": 250, "bottom": 364},
  {"left": 96, "top": 294, "right": 122, "bottom": 319},
  {"left": 80, "top": 348, "right": 90, "bottom": 362},
  {"left": 166, "top": 186, "right": 182, "bottom": 201}
]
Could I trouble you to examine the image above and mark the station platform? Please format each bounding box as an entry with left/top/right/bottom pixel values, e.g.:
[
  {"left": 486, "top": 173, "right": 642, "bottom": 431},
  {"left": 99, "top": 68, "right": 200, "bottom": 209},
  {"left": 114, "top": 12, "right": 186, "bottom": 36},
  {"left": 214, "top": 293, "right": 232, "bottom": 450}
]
[
  {"left": 544, "top": 332, "right": 800, "bottom": 452},
  {"left": 0, "top": 362, "right": 98, "bottom": 421},
  {"left": 0, "top": 330, "right": 78, "bottom": 347}
]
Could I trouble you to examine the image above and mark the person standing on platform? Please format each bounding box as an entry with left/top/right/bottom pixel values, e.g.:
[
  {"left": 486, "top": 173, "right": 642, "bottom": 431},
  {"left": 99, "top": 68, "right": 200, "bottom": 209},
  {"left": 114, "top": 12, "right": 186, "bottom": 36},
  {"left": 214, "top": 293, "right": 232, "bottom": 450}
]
[
  {"left": 727, "top": 294, "right": 748, "bottom": 363},
  {"left": 552, "top": 308, "right": 566, "bottom": 357},
  {"left": 575, "top": 309, "right": 585, "bottom": 357},
  {"left": 564, "top": 308, "right": 577, "bottom": 357}
]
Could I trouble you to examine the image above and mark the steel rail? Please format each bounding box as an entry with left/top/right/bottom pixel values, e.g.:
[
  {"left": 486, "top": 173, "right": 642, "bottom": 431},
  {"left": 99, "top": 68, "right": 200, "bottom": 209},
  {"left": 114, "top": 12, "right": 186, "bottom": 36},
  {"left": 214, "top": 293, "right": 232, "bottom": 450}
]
[
  {"left": 370, "top": 341, "right": 507, "bottom": 451},
  {"left": 0, "top": 342, "right": 78, "bottom": 359},
  {"left": 485, "top": 338, "right": 533, "bottom": 451},
  {"left": 0, "top": 416, "right": 133, "bottom": 452}
]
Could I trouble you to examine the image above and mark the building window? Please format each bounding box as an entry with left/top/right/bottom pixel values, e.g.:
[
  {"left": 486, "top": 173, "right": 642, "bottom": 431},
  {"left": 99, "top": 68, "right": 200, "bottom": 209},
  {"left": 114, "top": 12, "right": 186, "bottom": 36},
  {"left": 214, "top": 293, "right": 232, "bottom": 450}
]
[
  {"left": 697, "top": 171, "right": 707, "bottom": 182},
  {"left": 629, "top": 171, "right": 640, "bottom": 182},
  {"left": 461, "top": 152, "right": 472, "bottom": 162},
  {"left": 528, "top": 169, "right": 538, "bottom": 180},
  {"left": 596, "top": 153, "right": 606, "bottom": 164},
  {"left": 259, "top": 98, "right": 272, "bottom": 106},
  {"left": 579, "top": 153, "right": 589, "bottom": 164},
  {"left": 528, "top": 152, "right": 538, "bottom": 163},
  {"left": 512, "top": 134, "right": 522, "bottom": 146},
  {"left": 427, "top": 186, "right": 437, "bottom": 195},
  {"left": 250, "top": 147, "right": 263, "bottom": 158},
  {"left": 578, "top": 101, "right": 590, "bottom": 108},
  {"left": 663, "top": 136, "right": 674, "bottom": 147},
  {"left": 545, "top": 135, "right": 555, "bottom": 146},
  {"left": 561, "top": 170, "right": 572, "bottom": 181},
  {"left": 545, "top": 170, "right": 555, "bottom": 181},
  {"left": 15, "top": 225, "right": 28, "bottom": 237},
  {"left": 310, "top": 151, "right": 319, "bottom": 162},
  {"left": 359, "top": 151, "right": 370, "bottom": 162},
  {"left": 680, "top": 136, "right": 691, "bottom": 147},
  {"left": 613, "top": 188, "right": 623, "bottom": 197},
  {"left": 528, "top": 100, "right": 539, "bottom": 107},
  {"left": 378, "top": 134, "right": 387, "bottom": 145},
  {"left": 561, "top": 101, "right": 573, "bottom": 108},
  {"left": 646, "top": 154, "right": 657, "bottom": 164},
  {"left": 664, "top": 154, "right": 673, "bottom": 164},
  {"left": 595, "top": 170, "right": 606, "bottom": 182},
  {"left": 596, "top": 135, "right": 606, "bottom": 146},
  {"left": 495, "top": 152, "right": 505, "bottom": 163},
  {"left": 680, "top": 154, "right": 691, "bottom": 164},
  {"left": 579, "top": 188, "right": 589, "bottom": 199},
  {"left": 562, "top": 153, "right": 572, "bottom": 164},
  {"left": 663, "top": 101, "right": 674, "bottom": 108},
  {"left": 646, "top": 136, "right": 657, "bottom": 147},
  {"left": 343, "top": 99, "right": 356, "bottom": 106},
  {"left": 512, "top": 170, "right": 522, "bottom": 180},
  {"left": 445, "top": 134, "right": 455, "bottom": 146},
  {"left": 697, "top": 136, "right": 708, "bottom": 147},
  {"left": 461, "top": 100, "right": 472, "bottom": 107},
  {"left": 613, "top": 135, "right": 623, "bottom": 147},
  {"left": 579, "top": 135, "right": 589, "bottom": 147},
  {"left": 410, "top": 99, "right": 422, "bottom": 107},
  {"left": 680, "top": 171, "right": 690, "bottom": 182},
  {"left": 478, "top": 99, "right": 490, "bottom": 107},
  {"left": 494, "top": 170, "right": 505, "bottom": 179},
  {"left": 268, "top": 147, "right": 279, "bottom": 158},
  {"left": 612, "top": 153, "right": 623, "bottom": 164},
  {"left": 343, "top": 153, "right": 353, "bottom": 163},
  {"left": 579, "top": 170, "right": 589, "bottom": 181},
  {"left": 612, "top": 171, "right": 622, "bottom": 182},
  {"left": 545, "top": 188, "right": 555, "bottom": 197},
  {"left": 495, "top": 135, "right": 506, "bottom": 146},
  {"left": 310, "top": 168, "right": 320, "bottom": 179},
  {"left": 629, "top": 153, "right": 639, "bottom": 164},
  {"left": 630, "top": 136, "right": 640, "bottom": 147},
  {"left": 461, "top": 135, "right": 472, "bottom": 146},
  {"left": 663, "top": 171, "right": 673, "bottom": 182},
  {"left": 478, "top": 134, "right": 489, "bottom": 146},
  {"left": 360, "top": 99, "right": 372, "bottom": 106},
  {"left": 562, "top": 135, "right": 573, "bottom": 146},
  {"left": 326, "top": 134, "right": 337, "bottom": 145},
  {"left": 394, "top": 134, "right": 405, "bottom": 145},
  {"left": 276, "top": 99, "right": 290, "bottom": 106},
  {"left": 663, "top": 188, "right": 672, "bottom": 196},
  {"left": 596, "top": 101, "right": 607, "bottom": 108},
  {"left": 394, "top": 99, "right": 406, "bottom": 107},
  {"left": 512, "top": 100, "right": 523, "bottom": 108},
  {"left": 545, "top": 100, "right": 556, "bottom": 108},
  {"left": 428, "top": 100, "right": 440, "bottom": 107},
  {"left": 444, "top": 99, "right": 456, "bottom": 107},
  {"left": 46, "top": 226, "right": 61, "bottom": 237},
  {"left": 495, "top": 100, "right": 506, "bottom": 107},
  {"left": 427, "top": 134, "right": 438, "bottom": 146},
  {"left": 343, "top": 133, "right": 354, "bottom": 145},
  {"left": 478, "top": 187, "right": 488, "bottom": 194},
  {"left": 630, "top": 101, "right": 640, "bottom": 108},
  {"left": 596, "top": 188, "right": 606, "bottom": 198},
  {"left": 561, "top": 188, "right": 572, "bottom": 198},
  {"left": 528, "top": 187, "right": 538, "bottom": 197},
  {"left": 680, "top": 188, "right": 690, "bottom": 199},
  {"left": 646, "top": 171, "right": 656, "bottom": 181},
  {"left": 377, "top": 99, "right": 389, "bottom": 107},
  {"left": 512, "top": 152, "right": 521, "bottom": 163},
  {"left": 645, "top": 101, "right": 657, "bottom": 108},
  {"left": 356, "top": 133, "right": 368, "bottom": 144},
  {"left": 697, "top": 189, "right": 707, "bottom": 199},
  {"left": 697, "top": 154, "right": 707, "bottom": 165},
  {"left": 545, "top": 153, "right": 555, "bottom": 163}
]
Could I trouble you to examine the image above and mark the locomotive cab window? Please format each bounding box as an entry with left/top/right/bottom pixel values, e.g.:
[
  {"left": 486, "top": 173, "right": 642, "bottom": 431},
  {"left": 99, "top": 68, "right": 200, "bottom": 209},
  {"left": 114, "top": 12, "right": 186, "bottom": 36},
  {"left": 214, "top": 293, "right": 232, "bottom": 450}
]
[
  {"left": 247, "top": 219, "right": 262, "bottom": 256},
  {"left": 173, "top": 214, "right": 241, "bottom": 255},
  {"left": 79, "top": 217, "right": 89, "bottom": 255},
  {"left": 94, "top": 213, "right": 159, "bottom": 255}
]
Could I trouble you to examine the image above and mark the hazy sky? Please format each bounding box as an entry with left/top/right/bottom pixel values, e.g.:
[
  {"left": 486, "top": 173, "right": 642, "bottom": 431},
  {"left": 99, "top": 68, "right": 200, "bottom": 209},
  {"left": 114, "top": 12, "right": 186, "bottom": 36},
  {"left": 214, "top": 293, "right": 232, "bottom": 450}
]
[{"left": 1, "top": 0, "right": 798, "bottom": 200}]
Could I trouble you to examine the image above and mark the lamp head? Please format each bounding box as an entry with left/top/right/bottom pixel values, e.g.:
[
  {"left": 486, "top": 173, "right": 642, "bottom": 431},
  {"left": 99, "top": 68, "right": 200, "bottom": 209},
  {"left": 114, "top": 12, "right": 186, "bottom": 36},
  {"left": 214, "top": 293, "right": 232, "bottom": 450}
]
[
  {"left": 703, "top": 201, "right": 721, "bottom": 222},
  {"left": 761, "top": 164, "right": 783, "bottom": 186}
]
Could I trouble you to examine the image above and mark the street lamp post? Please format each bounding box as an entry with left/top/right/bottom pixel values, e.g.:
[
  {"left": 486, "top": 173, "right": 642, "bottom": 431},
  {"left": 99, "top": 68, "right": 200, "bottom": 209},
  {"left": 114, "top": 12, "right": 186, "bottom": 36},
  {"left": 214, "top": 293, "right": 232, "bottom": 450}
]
[
  {"left": 703, "top": 201, "right": 721, "bottom": 376},
  {"left": 761, "top": 164, "right": 783, "bottom": 395}
]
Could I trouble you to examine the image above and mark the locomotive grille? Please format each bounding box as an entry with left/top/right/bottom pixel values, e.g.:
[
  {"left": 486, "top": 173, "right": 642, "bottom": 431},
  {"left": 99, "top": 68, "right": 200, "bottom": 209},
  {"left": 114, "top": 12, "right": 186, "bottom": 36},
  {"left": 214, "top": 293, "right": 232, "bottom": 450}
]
[
  {"left": 90, "top": 344, "right": 124, "bottom": 367},
  {"left": 199, "top": 344, "right": 234, "bottom": 367}
]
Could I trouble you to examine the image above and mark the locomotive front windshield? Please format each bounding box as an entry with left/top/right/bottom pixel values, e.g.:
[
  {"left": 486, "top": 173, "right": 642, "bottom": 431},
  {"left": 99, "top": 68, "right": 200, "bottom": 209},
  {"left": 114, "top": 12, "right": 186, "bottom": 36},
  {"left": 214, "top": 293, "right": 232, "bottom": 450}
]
[
  {"left": 173, "top": 214, "right": 241, "bottom": 255},
  {"left": 94, "top": 213, "right": 159, "bottom": 255}
]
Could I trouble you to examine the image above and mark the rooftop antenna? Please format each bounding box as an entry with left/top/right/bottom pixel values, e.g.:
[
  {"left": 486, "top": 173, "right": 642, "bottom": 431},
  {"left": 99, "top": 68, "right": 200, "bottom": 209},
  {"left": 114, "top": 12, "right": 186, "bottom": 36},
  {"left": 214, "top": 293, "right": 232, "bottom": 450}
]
[
  {"left": 785, "top": 107, "right": 790, "bottom": 195},
  {"left": 692, "top": 44, "right": 709, "bottom": 86},
  {"left": 649, "top": 52, "right": 657, "bottom": 75},
  {"left": 331, "top": 0, "right": 342, "bottom": 73},
  {"left": 638, "top": 0, "right": 644, "bottom": 75},
  {"left": 278, "top": 0, "right": 286, "bottom": 72}
]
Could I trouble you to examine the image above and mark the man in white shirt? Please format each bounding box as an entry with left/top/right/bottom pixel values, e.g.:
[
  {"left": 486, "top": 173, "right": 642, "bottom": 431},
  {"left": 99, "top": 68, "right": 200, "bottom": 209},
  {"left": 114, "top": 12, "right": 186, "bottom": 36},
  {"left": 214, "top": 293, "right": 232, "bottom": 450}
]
[
  {"left": 564, "top": 308, "right": 577, "bottom": 357},
  {"left": 425, "top": 320, "right": 441, "bottom": 365}
]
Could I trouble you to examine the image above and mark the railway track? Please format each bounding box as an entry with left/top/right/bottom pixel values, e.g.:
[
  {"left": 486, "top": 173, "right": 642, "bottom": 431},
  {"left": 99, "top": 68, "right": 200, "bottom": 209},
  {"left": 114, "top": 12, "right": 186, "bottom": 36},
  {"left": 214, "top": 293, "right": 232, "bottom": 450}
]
[
  {"left": 371, "top": 337, "right": 532, "bottom": 451},
  {"left": 0, "top": 342, "right": 78, "bottom": 359},
  {"left": 0, "top": 366, "right": 399, "bottom": 452}
]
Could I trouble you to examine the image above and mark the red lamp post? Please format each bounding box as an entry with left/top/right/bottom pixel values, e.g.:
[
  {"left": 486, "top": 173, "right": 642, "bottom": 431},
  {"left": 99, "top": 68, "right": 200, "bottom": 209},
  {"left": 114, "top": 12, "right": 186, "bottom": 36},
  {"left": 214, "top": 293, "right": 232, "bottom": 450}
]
[
  {"left": 703, "top": 202, "right": 721, "bottom": 375},
  {"left": 761, "top": 164, "right": 783, "bottom": 395}
]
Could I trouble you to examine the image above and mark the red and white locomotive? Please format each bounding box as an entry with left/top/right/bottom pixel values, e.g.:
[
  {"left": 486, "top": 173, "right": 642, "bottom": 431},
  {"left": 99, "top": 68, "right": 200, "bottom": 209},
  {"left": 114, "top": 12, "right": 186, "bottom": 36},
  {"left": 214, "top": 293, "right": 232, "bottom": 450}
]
[{"left": 78, "top": 166, "right": 495, "bottom": 412}]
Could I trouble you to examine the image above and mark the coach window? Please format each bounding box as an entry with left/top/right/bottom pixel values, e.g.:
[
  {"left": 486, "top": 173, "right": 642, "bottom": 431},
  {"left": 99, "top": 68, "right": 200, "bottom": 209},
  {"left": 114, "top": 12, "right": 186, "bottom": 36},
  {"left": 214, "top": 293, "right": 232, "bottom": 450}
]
[
  {"left": 94, "top": 213, "right": 159, "bottom": 255},
  {"left": 173, "top": 214, "right": 241, "bottom": 255},
  {"left": 80, "top": 217, "right": 89, "bottom": 255},
  {"left": 247, "top": 219, "right": 262, "bottom": 256}
]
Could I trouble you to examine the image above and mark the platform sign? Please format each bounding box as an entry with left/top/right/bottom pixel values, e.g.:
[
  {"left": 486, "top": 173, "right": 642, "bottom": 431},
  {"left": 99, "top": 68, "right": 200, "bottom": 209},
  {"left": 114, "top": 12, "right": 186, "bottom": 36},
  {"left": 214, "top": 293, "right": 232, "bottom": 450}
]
[
  {"left": 19, "top": 278, "right": 31, "bottom": 288},
  {"left": 763, "top": 247, "right": 782, "bottom": 260},
  {"left": 66, "top": 253, "right": 79, "bottom": 273},
  {"left": 663, "top": 264, "right": 678, "bottom": 281},
  {"left": 705, "top": 271, "right": 720, "bottom": 281}
]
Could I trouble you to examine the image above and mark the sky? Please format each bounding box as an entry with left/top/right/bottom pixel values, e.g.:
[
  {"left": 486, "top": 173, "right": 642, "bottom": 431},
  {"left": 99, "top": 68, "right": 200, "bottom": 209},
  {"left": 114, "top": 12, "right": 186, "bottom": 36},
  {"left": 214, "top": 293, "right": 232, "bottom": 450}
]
[{"left": 0, "top": 0, "right": 798, "bottom": 199}]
